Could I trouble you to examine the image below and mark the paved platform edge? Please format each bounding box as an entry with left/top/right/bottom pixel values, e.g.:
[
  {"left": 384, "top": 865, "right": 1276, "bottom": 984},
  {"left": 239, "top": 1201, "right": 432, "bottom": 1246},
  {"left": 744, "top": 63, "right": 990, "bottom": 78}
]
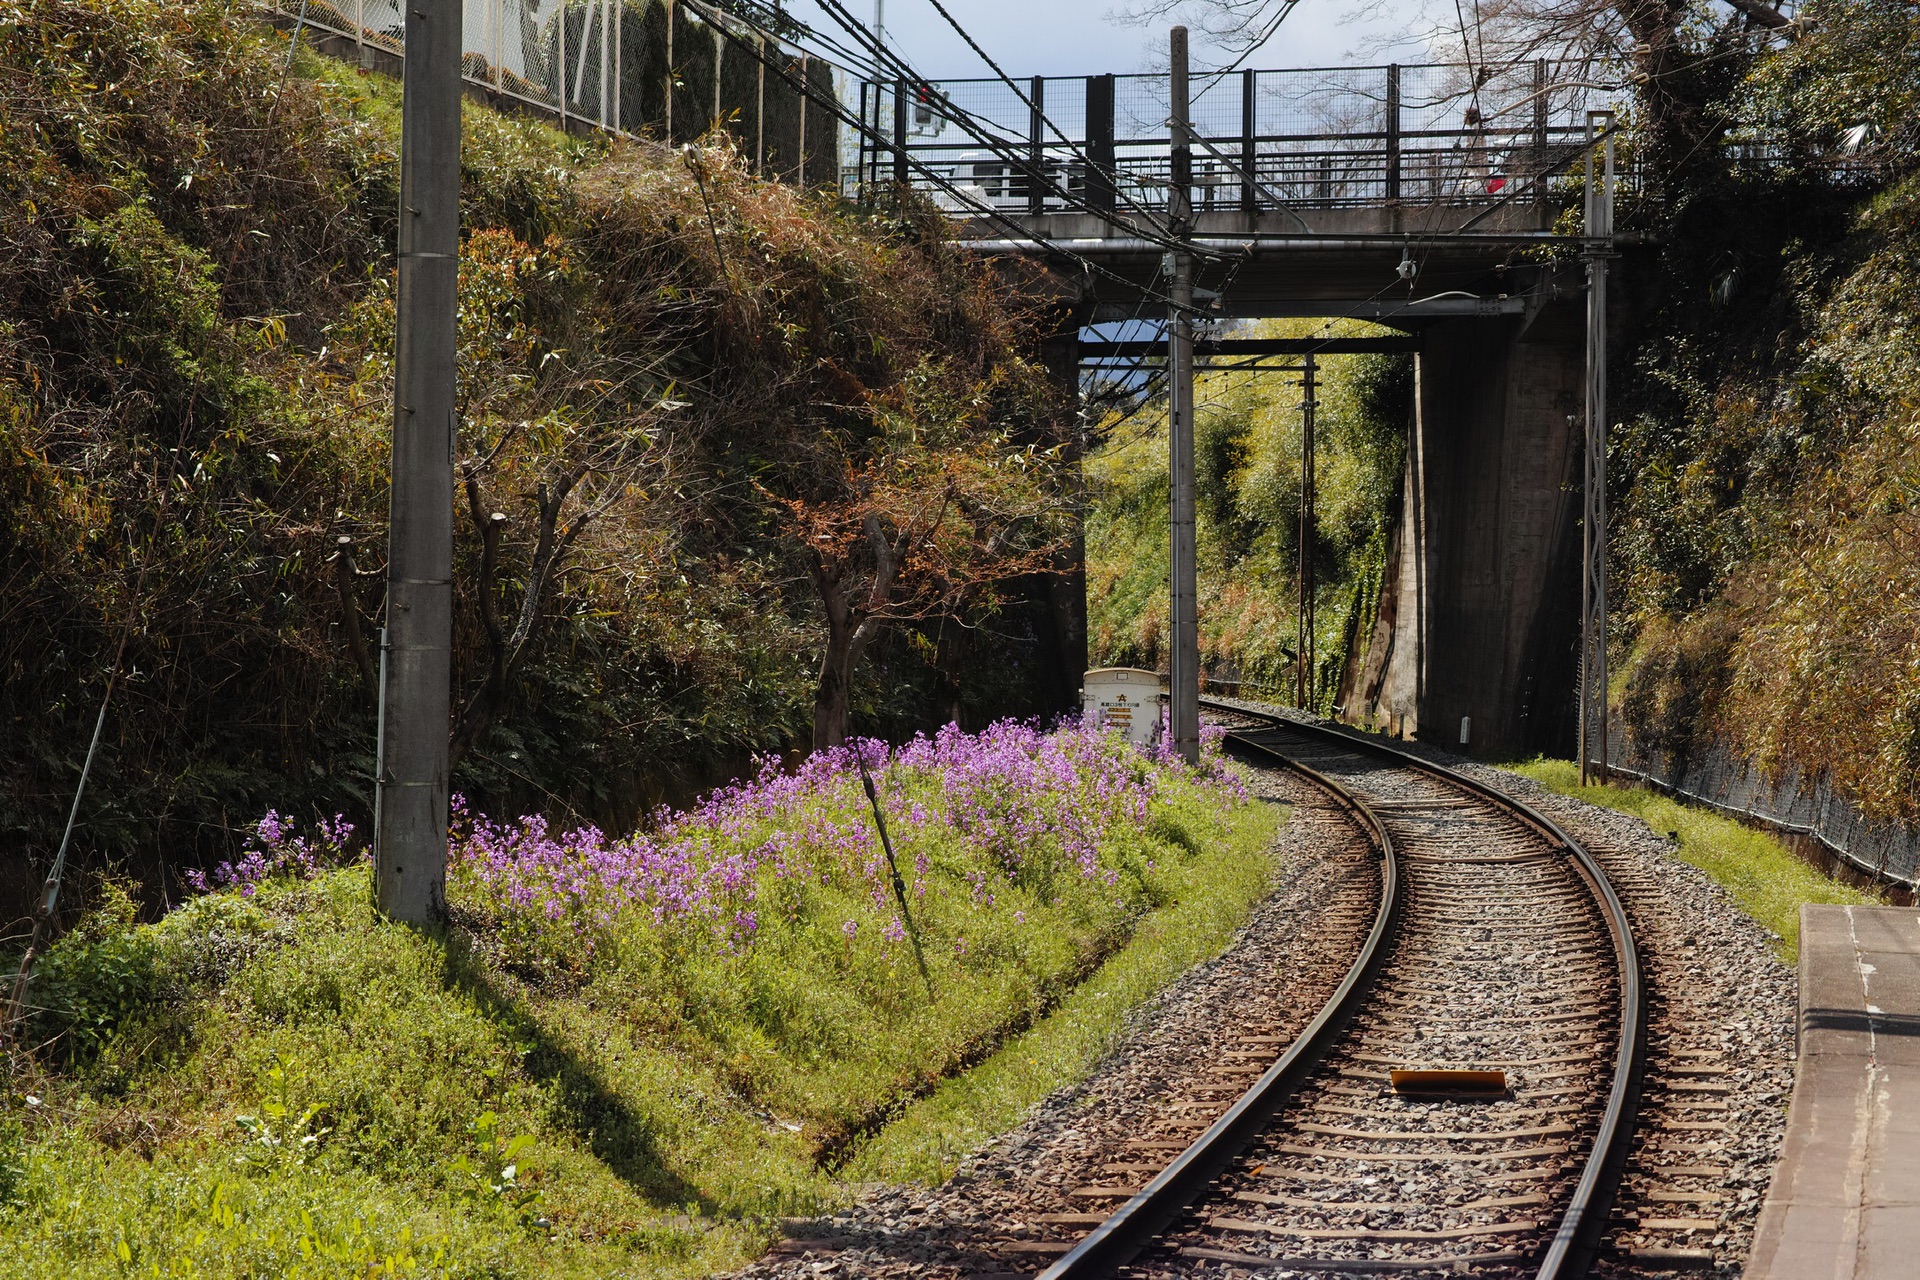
[{"left": 1744, "top": 904, "right": 1920, "bottom": 1280}]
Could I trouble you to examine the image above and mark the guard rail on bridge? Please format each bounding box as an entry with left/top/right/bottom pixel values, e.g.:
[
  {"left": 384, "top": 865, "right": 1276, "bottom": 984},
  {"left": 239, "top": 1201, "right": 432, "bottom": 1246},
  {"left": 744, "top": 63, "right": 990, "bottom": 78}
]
[{"left": 852, "top": 62, "right": 1625, "bottom": 219}]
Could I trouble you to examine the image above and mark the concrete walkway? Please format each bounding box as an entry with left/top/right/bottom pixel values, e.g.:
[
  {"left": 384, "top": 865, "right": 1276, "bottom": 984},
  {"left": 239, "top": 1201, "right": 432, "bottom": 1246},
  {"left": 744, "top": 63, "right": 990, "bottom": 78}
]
[{"left": 1746, "top": 905, "right": 1920, "bottom": 1279}]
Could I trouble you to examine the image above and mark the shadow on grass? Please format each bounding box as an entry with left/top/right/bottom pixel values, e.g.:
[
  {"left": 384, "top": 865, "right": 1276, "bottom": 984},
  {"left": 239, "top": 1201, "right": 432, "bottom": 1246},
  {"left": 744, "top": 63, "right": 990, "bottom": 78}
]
[{"left": 430, "top": 926, "right": 707, "bottom": 1212}]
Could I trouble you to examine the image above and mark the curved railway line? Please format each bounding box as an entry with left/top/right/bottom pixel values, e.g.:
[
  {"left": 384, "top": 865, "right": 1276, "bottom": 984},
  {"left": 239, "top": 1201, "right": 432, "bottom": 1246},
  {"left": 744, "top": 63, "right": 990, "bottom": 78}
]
[{"left": 1038, "top": 703, "right": 1645, "bottom": 1279}]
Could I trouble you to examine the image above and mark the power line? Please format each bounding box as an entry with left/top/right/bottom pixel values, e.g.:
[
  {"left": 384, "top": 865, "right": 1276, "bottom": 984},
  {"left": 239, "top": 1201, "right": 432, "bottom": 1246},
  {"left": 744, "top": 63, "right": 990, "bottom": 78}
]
[
  {"left": 806, "top": 0, "right": 1197, "bottom": 253},
  {"left": 910, "top": 0, "right": 1179, "bottom": 239},
  {"left": 681, "top": 1, "right": 1197, "bottom": 310}
]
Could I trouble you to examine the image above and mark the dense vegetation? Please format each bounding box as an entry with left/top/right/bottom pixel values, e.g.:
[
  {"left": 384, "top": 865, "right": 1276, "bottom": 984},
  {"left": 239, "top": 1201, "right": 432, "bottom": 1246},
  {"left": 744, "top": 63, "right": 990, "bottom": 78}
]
[
  {"left": 1608, "top": 0, "right": 1920, "bottom": 824},
  {"left": 0, "top": 0, "right": 1074, "bottom": 907},
  {"left": 1086, "top": 320, "right": 1410, "bottom": 709},
  {"left": 4, "top": 723, "right": 1275, "bottom": 1277}
]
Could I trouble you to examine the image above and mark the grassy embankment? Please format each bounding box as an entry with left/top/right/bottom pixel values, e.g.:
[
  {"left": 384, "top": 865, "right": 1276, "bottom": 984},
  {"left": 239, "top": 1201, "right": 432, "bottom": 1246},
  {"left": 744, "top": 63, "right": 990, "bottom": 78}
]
[
  {"left": 6, "top": 725, "right": 1282, "bottom": 1278},
  {"left": 1508, "top": 760, "right": 1879, "bottom": 961}
]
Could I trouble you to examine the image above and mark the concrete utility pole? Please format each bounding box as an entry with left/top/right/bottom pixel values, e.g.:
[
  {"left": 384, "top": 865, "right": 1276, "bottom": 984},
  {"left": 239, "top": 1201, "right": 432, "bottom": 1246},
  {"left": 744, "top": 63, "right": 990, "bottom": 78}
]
[
  {"left": 1295, "top": 355, "right": 1318, "bottom": 710},
  {"left": 377, "top": 0, "right": 462, "bottom": 922},
  {"left": 1167, "top": 25, "right": 1200, "bottom": 764},
  {"left": 1579, "top": 110, "right": 1614, "bottom": 787}
]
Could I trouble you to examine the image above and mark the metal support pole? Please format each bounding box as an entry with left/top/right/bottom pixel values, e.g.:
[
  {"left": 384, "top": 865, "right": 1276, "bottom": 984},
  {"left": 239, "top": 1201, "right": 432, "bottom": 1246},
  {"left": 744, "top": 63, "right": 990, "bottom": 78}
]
[
  {"left": 1240, "top": 69, "right": 1257, "bottom": 214},
  {"left": 1385, "top": 64, "right": 1401, "bottom": 203},
  {"left": 1087, "top": 73, "right": 1116, "bottom": 216},
  {"left": 1579, "top": 110, "right": 1614, "bottom": 786},
  {"left": 893, "top": 76, "right": 909, "bottom": 185},
  {"left": 1028, "top": 75, "right": 1045, "bottom": 216},
  {"left": 1532, "top": 60, "right": 1549, "bottom": 210},
  {"left": 798, "top": 54, "right": 808, "bottom": 186},
  {"left": 1296, "top": 355, "right": 1318, "bottom": 710},
  {"left": 664, "top": 0, "right": 674, "bottom": 141},
  {"left": 856, "top": 78, "right": 869, "bottom": 193},
  {"left": 378, "top": 0, "right": 460, "bottom": 922},
  {"left": 556, "top": 0, "right": 566, "bottom": 126},
  {"left": 1168, "top": 26, "right": 1199, "bottom": 765},
  {"left": 611, "top": 0, "right": 621, "bottom": 132},
  {"left": 755, "top": 35, "right": 766, "bottom": 177}
]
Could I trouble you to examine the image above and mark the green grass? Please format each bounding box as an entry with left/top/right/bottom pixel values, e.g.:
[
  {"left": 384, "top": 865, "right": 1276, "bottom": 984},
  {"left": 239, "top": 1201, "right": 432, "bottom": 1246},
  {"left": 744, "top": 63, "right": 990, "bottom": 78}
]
[
  {"left": 1506, "top": 759, "right": 1880, "bottom": 962},
  {"left": 848, "top": 797, "right": 1287, "bottom": 1183},
  {"left": 3, "top": 759, "right": 1284, "bottom": 1279}
]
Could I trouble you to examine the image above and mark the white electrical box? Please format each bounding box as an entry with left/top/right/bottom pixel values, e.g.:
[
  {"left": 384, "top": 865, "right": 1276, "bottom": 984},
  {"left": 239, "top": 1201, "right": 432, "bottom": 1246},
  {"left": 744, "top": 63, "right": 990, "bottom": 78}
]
[{"left": 1082, "top": 667, "right": 1165, "bottom": 746}]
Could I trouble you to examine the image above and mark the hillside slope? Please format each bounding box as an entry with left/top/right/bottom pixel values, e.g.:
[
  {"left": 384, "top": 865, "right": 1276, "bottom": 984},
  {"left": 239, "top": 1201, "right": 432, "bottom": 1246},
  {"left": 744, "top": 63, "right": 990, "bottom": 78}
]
[
  {"left": 1609, "top": 0, "right": 1920, "bottom": 827},
  {"left": 0, "top": 0, "right": 1071, "bottom": 906}
]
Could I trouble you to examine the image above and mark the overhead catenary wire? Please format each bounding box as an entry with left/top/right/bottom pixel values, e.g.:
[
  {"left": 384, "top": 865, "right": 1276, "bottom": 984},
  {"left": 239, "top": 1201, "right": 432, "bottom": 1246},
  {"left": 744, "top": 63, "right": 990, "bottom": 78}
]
[
  {"left": 683, "top": 0, "right": 1184, "bottom": 268},
  {"left": 908, "top": 0, "right": 1181, "bottom": 239},
  {"left": 682, "top": 1, "right": 1205, "bottom": 311},
  {"left": 804, "top": 0, "right": 1199, "bottom": 253}
]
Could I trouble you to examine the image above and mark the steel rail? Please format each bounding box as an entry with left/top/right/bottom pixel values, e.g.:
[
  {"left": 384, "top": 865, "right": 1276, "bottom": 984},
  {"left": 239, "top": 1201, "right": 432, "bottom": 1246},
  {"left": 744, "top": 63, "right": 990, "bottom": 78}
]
[
  {"left": 1199, "top": 699, "right": 1646, "bottom": 1280},
  {"left": 1038, "top": 732, "right": 1403, "bottom": 1280}
]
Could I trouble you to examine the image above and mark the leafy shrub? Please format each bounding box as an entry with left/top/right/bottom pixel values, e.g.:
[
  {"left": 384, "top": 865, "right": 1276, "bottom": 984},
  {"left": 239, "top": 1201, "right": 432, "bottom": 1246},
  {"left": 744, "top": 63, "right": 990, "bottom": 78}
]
[{"left": 28, "top": 883, "right": 164, "bottom": 1062}]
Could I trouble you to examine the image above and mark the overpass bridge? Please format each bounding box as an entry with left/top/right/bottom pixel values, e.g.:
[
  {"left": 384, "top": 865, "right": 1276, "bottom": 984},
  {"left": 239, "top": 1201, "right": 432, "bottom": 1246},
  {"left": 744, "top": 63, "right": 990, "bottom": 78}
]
[
  {"left": 266, "top": 0, "right": 1625, "bottom": 761},
  {"left": 855, "top": 60, "right": 1622, "bottom": 324},
  {"left": 860, "top": 60, "right": 1629, "bottom": 760}
]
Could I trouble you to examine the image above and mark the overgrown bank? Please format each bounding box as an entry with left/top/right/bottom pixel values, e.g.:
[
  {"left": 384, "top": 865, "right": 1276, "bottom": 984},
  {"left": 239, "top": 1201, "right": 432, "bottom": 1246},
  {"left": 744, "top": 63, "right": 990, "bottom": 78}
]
[
  {"left": 1607, "top": 0, "right": 1920, "bottom": 831},
  {"left": 3, "top": 724, "right": 1274, "bottom": 1278},
  {"left": 0, "top": 0, "right": 1073, "bottom": 910}
]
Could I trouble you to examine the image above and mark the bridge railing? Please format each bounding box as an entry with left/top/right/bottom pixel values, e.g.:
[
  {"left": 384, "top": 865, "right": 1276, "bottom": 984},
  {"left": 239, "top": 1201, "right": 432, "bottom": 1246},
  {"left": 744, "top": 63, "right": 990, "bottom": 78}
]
[{"left": 852, "top": 61, "right": 1629, "bottom": 216}]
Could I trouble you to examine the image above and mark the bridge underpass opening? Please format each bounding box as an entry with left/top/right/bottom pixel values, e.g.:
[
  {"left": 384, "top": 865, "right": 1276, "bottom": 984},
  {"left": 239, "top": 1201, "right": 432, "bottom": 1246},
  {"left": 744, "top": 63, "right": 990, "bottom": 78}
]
[
  {"left": 1074, "top": 265, "right": 1595, "bottom": 763},
  {"left": 886, "top": 55, "right": 1623, "bottom": 763}
]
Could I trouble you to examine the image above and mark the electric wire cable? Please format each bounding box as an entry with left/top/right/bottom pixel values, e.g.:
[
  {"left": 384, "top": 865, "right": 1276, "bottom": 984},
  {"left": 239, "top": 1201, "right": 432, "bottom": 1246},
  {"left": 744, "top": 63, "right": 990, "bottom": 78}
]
[
  {"left": 681, "top": 1, "right": 1201, "bottom": 310},
  {"left": 806, "top": 0, "right": 1200, "bottom": 252}
]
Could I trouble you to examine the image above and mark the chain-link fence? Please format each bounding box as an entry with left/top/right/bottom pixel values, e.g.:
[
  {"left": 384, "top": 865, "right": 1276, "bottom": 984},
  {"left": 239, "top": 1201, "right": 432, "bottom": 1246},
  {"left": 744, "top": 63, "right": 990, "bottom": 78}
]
[
  {"left": 268, "top": 0, "right": 841, "bottom": 185},
  {"left": 1607, "top": 724, "right": 1920, "bottom": 893}
]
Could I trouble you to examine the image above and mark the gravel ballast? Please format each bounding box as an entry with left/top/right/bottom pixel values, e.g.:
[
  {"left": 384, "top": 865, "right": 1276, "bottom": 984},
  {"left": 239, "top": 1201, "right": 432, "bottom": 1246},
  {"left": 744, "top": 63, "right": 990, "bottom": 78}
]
[{"left": 725, "top": 729, "right": 1801, "bottom": 1280}]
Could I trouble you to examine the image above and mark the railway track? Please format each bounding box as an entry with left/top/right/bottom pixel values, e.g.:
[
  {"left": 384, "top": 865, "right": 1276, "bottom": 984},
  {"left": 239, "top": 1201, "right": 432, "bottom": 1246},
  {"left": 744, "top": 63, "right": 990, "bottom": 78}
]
[{"left": 1037, "top": 704, "right": 1644, "bottom": 1279}]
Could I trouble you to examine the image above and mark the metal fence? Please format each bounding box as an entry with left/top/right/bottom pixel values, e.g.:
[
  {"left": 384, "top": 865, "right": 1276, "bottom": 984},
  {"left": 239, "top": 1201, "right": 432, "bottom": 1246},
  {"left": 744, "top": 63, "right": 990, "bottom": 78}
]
[
  {"left": 268, "top": 0, "right": 842, "bottom": 185},
  {"left": 1608, "top": 725, "right": 1920, "bottom": 892},
  {"left": 853, "top": 61, "right": 1628, "bottom": 215}
]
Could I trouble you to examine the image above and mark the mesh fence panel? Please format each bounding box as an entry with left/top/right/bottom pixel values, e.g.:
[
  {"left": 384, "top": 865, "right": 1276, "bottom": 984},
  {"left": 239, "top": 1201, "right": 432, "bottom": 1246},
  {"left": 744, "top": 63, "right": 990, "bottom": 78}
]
[
  {"left": 266, "top": 0, "right": 839, "bottom": 184},
  {"left": 1608, "top": 724, "right": 1920, "bottom": 889}
]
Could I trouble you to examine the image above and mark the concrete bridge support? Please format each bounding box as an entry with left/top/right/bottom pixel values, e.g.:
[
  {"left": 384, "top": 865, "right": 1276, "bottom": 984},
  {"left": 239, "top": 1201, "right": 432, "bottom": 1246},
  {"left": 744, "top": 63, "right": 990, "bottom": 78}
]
[{"left": 1342, "top": 297, "right": 1586, "bottom": 759}]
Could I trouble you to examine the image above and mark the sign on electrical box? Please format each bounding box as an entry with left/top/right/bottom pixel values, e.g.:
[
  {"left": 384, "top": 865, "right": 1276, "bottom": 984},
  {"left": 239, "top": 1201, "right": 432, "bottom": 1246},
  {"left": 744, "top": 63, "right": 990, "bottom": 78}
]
[{"left": 1082, "top": 667, "right": 1165, "bottom": 746}]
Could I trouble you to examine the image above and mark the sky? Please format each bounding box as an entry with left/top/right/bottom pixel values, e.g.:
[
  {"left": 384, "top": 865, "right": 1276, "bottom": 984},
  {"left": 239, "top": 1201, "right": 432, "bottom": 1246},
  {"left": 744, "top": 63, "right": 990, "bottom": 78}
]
[{"left": 780, "top": 1, "right": 1434, "bottom": 81}]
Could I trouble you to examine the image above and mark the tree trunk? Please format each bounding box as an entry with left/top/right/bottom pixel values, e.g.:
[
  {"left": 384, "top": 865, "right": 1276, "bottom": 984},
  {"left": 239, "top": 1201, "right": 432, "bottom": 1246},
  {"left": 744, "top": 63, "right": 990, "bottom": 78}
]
[{"left": 813, "top": 617, "right": 855, "bottom": 749}]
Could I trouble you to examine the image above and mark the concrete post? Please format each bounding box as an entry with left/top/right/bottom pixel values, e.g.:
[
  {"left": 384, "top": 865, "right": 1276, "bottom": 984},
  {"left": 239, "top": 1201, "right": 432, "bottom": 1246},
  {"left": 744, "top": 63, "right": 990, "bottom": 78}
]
[
  {"left": 1168, "top": 26, "right": 1199, "bottom": 764},
  {"left": 377, "top": 0, "right": 461, "bottom": 921}
]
